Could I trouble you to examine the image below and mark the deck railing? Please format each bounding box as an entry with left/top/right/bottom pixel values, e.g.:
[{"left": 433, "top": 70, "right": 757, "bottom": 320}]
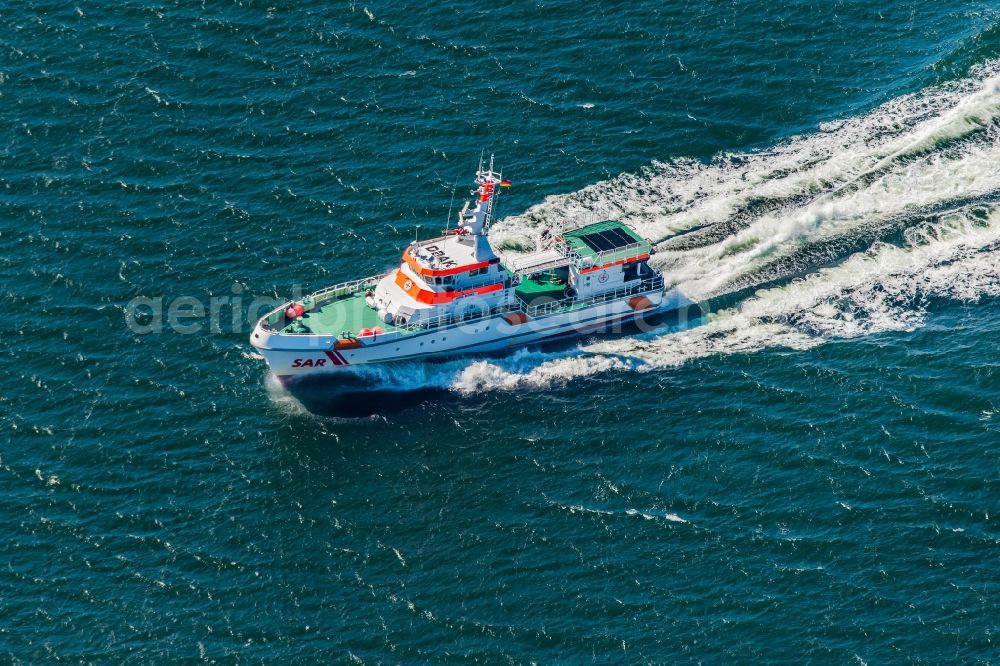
[
  {"left": 523, "top": 274, "right": 663, "bottom": 317},
  {"left": 392, "top": 300, "right": 524, "bottom": 333},
  {"left": 395, "top": 273, "right": 663, "bottom": 332},
  {"left": 551, "top": 238, "right": 648, "bottom": 269},
  {"left": 258, "top": 272, "right": 386, "bottom": 331},
  {"left": 308, "top": 273, "right": 387, "bottom": 304}
]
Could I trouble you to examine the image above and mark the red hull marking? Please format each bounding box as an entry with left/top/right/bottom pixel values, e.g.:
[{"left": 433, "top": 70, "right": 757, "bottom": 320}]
[{"left": 324, "top": 350, "right": 350, "bottom": 366}]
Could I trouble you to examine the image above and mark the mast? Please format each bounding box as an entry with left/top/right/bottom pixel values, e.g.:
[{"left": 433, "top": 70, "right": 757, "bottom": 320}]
[{"left": 459, "top": 154, "right": 507, "bottom": 236}]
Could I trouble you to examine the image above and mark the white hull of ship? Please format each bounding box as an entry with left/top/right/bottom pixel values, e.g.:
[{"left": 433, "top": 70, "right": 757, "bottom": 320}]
[{"left": 252, "top": 288, "right": 696, "bottom": 379}]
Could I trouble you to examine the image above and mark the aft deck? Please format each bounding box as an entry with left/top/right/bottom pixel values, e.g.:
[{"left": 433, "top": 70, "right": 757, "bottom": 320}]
[{"left": 515, "top": 271, "right": 567, "bottom": 306}]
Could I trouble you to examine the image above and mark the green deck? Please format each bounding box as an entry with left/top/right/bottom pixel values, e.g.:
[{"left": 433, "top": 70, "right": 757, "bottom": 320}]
[
  {"left": 562, "top": 220, "right": 650, "bottom": 264},
  {"left": 279, "top": 291, "right": 400, "bottom": 337},
  {"left": 515, "top": 272, "right": 567, "bottom": 305}
]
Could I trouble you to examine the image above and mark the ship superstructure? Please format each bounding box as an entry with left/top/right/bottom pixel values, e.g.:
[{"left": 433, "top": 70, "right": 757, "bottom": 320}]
[{"left": 250, "top": 158, "right": 665, "bottom": 377}]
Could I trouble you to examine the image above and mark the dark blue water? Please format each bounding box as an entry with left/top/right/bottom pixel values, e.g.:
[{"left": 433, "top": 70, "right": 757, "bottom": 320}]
[{"left": 4, "top": 1, "right": 1000, "bottom": 662}]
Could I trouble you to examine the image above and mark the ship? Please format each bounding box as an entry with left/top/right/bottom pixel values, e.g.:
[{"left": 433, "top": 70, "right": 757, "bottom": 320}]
[{"left": 250, "top": 158, "right": 689, "bottom": 379}]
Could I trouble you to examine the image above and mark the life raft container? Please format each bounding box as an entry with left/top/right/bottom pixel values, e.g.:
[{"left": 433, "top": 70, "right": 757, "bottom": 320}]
[{"left": 627, "top": 295, "right": 654, "bottom": 311}]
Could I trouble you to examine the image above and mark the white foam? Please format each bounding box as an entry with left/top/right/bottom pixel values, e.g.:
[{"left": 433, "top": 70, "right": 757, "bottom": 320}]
[
  {"left": 450, "top": 352, "right": 633, "bottom": 393},
  {"left": 664, "top": 138, "right": 1000, "bottom": 300},
  {"left": 263, "top": 374, "right": 311, "bottom": 416},
  {"left": 491, "top": 60, "right": 1000, "bottom": 259}
]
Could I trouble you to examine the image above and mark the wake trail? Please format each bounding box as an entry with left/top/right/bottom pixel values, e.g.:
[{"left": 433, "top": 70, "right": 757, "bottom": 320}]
[{"left": 654, "top": 135, "right": 1000, "bottom": 300}]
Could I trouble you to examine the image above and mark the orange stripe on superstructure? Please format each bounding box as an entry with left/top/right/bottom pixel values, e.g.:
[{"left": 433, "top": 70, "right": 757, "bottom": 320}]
[
  {"left": 394, "top": 269, "right": 504, "bottom": 304},
  {"left": 580, "top": 253, "right": 650, "bottom": 274},
  {"left": 402, "top": 246, "right": 491, "bottom": 277}
]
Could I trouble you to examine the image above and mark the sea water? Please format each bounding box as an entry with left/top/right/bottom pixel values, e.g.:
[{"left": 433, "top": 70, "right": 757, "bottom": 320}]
[{"left": 3, "top": 1, "right": 999, "bottom": 661}]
